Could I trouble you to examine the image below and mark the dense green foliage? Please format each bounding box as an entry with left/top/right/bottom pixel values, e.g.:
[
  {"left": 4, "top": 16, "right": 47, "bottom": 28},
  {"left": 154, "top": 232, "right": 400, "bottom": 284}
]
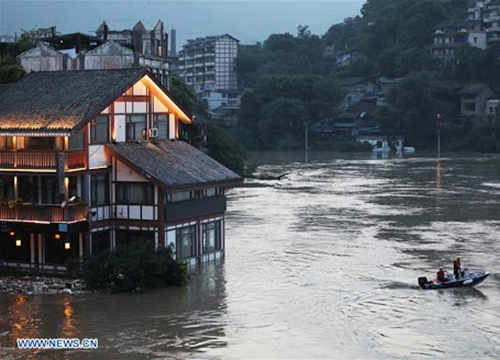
[
  {"left": 233, "top": 0, "right": 500, "bottom": 152},
  {"left": 83, "top": 241, "right": 189, "bottom": 293},
  {"left": 0, "top": 27, "right": 56, "bottom": 84},
  {"left": 205, "top": 123, "right": 247, "bottom": 175},
  {"left": 0, "top": 56, "right": 26, "bottom": 84},
  {"left": 170, "top": 75, "right": 247, "bottom": 175}
]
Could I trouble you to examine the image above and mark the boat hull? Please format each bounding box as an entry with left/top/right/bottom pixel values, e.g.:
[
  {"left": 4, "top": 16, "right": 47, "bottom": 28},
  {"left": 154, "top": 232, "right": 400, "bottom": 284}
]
[{"left": 418, "top": 271, "right": 489, "bottom": 290}]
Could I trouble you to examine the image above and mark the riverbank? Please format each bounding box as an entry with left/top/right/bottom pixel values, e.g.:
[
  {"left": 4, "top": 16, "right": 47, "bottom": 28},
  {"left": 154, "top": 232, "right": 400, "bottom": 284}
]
[{"left": 0, "top": 275, "right": 87, "bottom": 295}]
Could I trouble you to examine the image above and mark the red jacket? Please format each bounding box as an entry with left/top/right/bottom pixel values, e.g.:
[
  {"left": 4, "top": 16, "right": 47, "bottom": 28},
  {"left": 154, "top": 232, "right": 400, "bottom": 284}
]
[
  {"left": 453, "top": 259, "right": 461, "bottom": 272},
  {"left": 437, "top": 269, "right": 446, "bottom": 281}
]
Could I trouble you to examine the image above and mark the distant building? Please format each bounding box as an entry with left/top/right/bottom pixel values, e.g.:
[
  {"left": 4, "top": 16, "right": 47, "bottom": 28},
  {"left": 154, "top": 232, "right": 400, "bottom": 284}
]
[
  {"left": 432, "top": 0, "right": 500, "bottom": 61},
  {"left": 177, "top": 34, "right": 239, "bottom": 110},
  {"left": 459, "top": 83, "right": 498, "bottom": 116},
  {"left": 335, "top": 49, "right": 367, "bottom": 67},
  {"left": 430, "top": 20, "right": 486, "bottom": 62},
  {"left": 17, "top": 20, "right": 171, "bottom": 89},
  {"left": 0, "top": 34, "right": 16, "bottom": 43},
  {"left": 376, "top": 77, "right": 404, "bottom": 106}
]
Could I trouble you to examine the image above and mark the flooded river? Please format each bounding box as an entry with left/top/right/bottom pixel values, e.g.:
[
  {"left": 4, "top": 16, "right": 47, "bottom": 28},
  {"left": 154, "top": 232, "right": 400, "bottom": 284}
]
[{"left": 1, "top": 152, "right": 500, "bottom": 359}]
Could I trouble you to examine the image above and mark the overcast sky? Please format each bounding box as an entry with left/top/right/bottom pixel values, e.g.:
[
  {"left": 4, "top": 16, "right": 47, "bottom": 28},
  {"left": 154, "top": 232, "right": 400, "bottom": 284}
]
[{"left": 0, "top": 0, "right": 364, "bottom": 48}]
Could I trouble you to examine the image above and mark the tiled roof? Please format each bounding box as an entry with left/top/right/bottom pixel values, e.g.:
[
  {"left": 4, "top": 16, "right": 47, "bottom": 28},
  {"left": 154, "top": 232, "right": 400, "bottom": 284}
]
[
  {"left": 106, "top": 140, "right": 243, "bottom": 190},
  {"left": 0, "top": 84, "right": 12, "bottom": 95},
  {"left": 0, "top": 68, "right": 147, "bottom": 133},
  {"left": 339, "top": 97, "right": 380, "bottom": 119},
  {"left": 459, "top": 83, "right": 489, "bottom": 95}
]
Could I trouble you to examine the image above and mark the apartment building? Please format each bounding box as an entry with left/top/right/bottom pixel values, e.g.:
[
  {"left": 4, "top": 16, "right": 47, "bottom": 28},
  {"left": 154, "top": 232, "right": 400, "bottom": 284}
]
[{"left": 177, "top": 34, "right": 239, "bottom": 110}]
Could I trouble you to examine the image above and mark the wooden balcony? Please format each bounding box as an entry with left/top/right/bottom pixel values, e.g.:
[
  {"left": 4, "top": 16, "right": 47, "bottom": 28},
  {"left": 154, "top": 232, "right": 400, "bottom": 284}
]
[
  {"left": 0, "top": 203, "right": 89, "bottom": 223},
  {"left": 0, "top": 151, "right": 87, "bottom": 171}
]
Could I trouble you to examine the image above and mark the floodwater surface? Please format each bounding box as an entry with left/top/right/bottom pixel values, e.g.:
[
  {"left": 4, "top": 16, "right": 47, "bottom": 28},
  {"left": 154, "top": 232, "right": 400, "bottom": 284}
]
[{"left": 1, "top": 152, "right": 500, "bottom": 359}]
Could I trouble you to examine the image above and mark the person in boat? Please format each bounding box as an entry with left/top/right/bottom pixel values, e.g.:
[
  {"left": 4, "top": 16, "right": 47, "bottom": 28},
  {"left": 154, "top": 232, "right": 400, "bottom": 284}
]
[
  {"left": 436, "top": 267, "right": 448, "bottom": 282},
  {"left": 453, "top": 256, "right": 462, "bottom": 280}
]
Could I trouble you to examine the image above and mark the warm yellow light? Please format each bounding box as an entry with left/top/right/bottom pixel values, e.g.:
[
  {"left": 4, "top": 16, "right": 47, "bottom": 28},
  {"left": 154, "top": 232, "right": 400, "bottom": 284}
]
[
  {"left": 64, "top": 241, "right": 71, "bottom": 250},
  {"left": 55, "top": 233, "right": 61, "bottom": 239},
  {"left": 15, "top": 239, "right": 21, "bottom": 247},
  {"left": 9, "top": 231, "right": 15, "bottom": 236}
]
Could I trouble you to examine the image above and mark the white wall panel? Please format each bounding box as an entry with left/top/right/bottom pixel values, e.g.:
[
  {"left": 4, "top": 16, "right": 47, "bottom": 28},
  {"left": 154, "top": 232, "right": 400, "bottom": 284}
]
[
  {"left": 88, "top": 145, "right": 109, "bottom": 167},
  {"left": 114, "top": 114, "right": 126, "bottom": 142},
  {"left": 114, "top": 102, "right": 125, "bottom": 113},
  {"left": 116, "top": 160, "right": 147, "bottom": 181},
  {"left": 134, "top": 81, "right": 147, "bottom": 95},
  {"left": 153, "top": 95, "right": 169, "bottom": 112},
  {"left": 134, "top": 102, "right": 147, "bottom": 113}
]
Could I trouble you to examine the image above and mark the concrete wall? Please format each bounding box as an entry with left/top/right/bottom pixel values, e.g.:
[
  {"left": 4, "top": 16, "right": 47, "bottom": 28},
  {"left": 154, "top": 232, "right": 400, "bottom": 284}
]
[{"left": 84, "top": 42, "right": 134, "bottom": 69}]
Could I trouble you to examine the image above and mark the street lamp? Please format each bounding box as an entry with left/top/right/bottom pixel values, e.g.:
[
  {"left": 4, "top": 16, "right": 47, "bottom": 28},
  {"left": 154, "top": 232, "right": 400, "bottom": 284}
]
[{"left": 436, "top": 113, "right": 442, "bottom": 158}]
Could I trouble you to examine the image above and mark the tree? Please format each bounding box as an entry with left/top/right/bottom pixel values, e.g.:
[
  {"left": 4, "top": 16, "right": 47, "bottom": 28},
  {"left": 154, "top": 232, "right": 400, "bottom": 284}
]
[
  {"left": 205, "top": 124, "right": 247, "bottom": 175},
  {"left": 170, "top": 76, "right": 197, "bottom": 113},
  {"left": 17, "top": 26, "right": 58, "bottom": 52},
  {"left": 0, "top": 55, "right": 26, "bottom": 83},
  {"left": 259, "top": 97, "right": 310, "bottom": 149}
]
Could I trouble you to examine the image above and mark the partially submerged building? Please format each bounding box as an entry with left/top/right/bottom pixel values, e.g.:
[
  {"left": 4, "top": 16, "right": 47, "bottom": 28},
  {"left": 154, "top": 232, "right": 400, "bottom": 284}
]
[{"left": 0, "top": 68, "right": 242, "bottom": 274}]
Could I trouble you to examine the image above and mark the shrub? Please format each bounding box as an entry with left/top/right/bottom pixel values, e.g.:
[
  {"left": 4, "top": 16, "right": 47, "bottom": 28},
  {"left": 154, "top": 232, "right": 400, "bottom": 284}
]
[{"left": 83, "top": 241, "right": 190, "bottom": 293}]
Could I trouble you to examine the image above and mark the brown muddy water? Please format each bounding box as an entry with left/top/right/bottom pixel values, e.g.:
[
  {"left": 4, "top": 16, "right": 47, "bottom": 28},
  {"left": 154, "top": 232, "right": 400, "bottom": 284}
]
[{"left": 1, "top": 152, "right": 500, "bottom": 359}]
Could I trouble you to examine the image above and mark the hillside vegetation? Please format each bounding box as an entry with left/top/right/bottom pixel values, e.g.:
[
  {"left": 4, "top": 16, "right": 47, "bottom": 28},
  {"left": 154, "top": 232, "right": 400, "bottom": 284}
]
[{"left": 233, "top": 0, "right": 500, "bottom": 152}]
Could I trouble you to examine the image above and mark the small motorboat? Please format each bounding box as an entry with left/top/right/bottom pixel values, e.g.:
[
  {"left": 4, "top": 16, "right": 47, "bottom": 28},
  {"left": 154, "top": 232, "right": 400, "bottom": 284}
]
[{"left": 418, "top": 269, "right": 490, "bottom": 290}]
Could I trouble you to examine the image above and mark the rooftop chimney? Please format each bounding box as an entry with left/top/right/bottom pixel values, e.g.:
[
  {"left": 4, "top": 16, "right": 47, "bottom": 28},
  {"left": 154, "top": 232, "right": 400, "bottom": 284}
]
[{"left": 170, "top": 29, "right": 176, "bottom": 57}]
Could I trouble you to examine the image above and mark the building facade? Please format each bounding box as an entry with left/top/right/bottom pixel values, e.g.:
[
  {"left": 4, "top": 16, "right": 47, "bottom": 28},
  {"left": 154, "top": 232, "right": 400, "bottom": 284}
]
[
  {"left": 17, "top": 21, "right": 171, "bottom": 89},
  {"left": 431, "top": 0, "right": 500, "bottom": 61},
  {"left": 177, "top": 34, "right": 239, "bottom": 109},
  {"left": 0, "top": 68, "right": 242, "bottom": 273}
]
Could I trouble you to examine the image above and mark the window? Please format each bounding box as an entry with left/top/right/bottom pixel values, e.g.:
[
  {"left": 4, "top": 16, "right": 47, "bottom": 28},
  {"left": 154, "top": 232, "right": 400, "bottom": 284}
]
[
  {"left": 69, "top": 130, "right": 85, "bottom": 150},
  {"left": 202, "top": 220, "right": 221, "bottom": 253},
  {"left": 41, "top": 176, "right": 57, "bottom": 204},
  {"left": 205, "top": 188, "right": 216, "bottom": 197},
  {"left": 176, "top": 226, "right": 197, "bottom": 259},
  {"left": 26, "top": 137, "right": 57, "bottom": 150},
  {"left": 68, "top": 176, "right": 78, "bottom": 199},
  {"left": 0, "top": 137, "right": 13, "bottom": 150},
  {"left": 115, "top": 229, "right": 154, "bottom": 247},
  {"left": 168, "top": 191, "right": 191, "bottom": 202},
  {"left": 91, "top": 115, "right": 109, "bottom": 144},
  {"left": 91, "top": 174, "right": 109, "bottom": 206},
  {"left": 126, "top": 114, "right": 146, "bottom": 141},
  {"left": 464, "top": 103, "right": 476, "bottom": 112},
  {"left": 116, "top": 182, "right": 154, "bottom": 204},
  {"left": 0, "top": 176, "right": 14, "bottom": 201},
  {"left": 153, "top": 114, "right": 168, "bottom": 139}
]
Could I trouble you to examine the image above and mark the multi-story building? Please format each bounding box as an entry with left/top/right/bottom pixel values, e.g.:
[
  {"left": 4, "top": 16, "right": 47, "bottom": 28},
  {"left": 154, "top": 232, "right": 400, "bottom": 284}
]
[
  {"left": 432, "top": 0, "right": 500, "bottom": 61},
  {"left": 430, "top": 20, "right": 486, "bottom": 61},
  {"left": 177, "top": 34, "right": 239, "bottom": 110},
  {"left": 483, "top": 0, "right": 500, "bottom": 47},
  {"left": 0, "top": 67, "right": 242, "bottom": 273},
  {"left": 17, "top": 21, "right": 171, "bottom": 89}
]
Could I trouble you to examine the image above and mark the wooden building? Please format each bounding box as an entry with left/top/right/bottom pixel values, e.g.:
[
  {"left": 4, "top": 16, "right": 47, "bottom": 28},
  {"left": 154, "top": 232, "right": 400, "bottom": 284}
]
[{"left": 0, "top": 67, "right": 242, "bottom": 273}]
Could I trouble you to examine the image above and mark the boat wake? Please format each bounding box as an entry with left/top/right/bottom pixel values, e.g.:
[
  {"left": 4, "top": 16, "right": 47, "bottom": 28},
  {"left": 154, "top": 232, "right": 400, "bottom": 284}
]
[{"left": 379, "top": 281, "right": 421, "bottom": 290}]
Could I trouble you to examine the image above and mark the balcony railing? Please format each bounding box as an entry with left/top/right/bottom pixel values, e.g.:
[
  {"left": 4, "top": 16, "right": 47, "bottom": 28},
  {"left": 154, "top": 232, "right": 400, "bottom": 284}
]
[
  {"left": 0, "top": 203, "right": 88, "bottom": 223},
  {"left": 0, "top": 151, "right": 86, "bottom": 170}
]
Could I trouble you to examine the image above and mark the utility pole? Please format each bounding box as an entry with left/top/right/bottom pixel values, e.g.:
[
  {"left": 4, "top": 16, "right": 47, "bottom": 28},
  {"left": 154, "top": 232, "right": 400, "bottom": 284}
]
[
  {"left": 436, "top": 113, "right": 442, "bottom": 159},
  {"left": 304, "top": 123, "right": 308, "bottom": 163}
]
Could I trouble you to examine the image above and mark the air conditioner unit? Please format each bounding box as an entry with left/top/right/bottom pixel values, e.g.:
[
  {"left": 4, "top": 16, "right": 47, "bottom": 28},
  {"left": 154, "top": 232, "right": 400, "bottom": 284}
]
[{"left": 151, "top": 128, "right": 159, "bottom": 138}]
